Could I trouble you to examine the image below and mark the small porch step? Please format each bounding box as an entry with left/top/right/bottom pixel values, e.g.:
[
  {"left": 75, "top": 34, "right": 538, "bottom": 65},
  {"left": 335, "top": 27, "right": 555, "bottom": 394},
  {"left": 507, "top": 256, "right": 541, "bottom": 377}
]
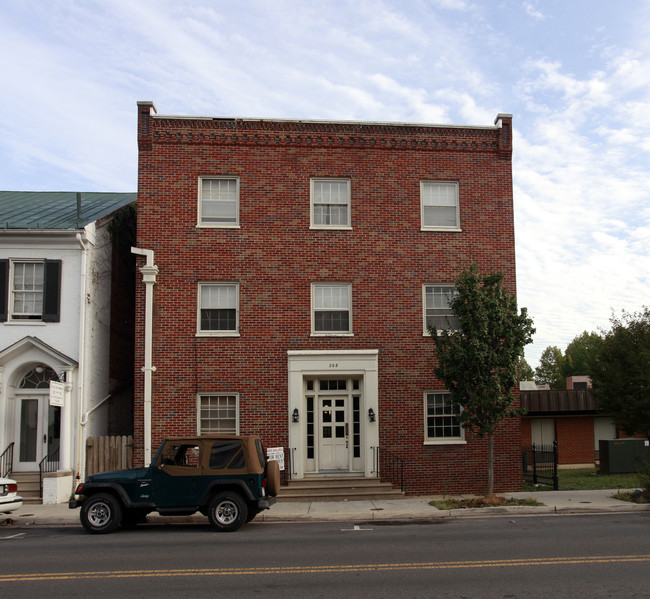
[
  {"left": 278, "top": 477, "right": 405, "bottom": 502},
  {"left": 10, "top": 472, "right": 41, "bottom": 504}
]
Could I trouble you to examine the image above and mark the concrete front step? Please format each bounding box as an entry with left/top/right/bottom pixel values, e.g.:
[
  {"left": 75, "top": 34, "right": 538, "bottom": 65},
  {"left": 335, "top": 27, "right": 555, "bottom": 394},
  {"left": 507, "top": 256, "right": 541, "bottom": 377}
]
[
  {"left": 9, "top": 472, "right": 41, "bottom": 503},
  {"left": 278, "top": 477, "right": 405, "bottom": 502}
]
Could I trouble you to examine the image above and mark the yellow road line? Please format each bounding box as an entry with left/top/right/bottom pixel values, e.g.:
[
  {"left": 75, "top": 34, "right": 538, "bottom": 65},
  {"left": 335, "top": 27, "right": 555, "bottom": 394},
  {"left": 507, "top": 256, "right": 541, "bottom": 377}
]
[{"left": 2, "top": 555, "right": 650, "bottom": 583}]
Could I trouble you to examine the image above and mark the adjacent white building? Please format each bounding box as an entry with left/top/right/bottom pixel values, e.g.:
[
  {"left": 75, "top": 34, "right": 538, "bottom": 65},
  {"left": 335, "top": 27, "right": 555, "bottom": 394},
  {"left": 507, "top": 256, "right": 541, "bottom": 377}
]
[{"left": 0, "top": 192, "right": 136, "bottom": 502}]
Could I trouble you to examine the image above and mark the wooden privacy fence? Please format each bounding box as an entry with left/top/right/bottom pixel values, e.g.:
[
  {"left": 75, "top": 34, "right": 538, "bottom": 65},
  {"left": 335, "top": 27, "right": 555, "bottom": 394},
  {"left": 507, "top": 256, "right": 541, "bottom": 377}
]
[{"left": 86, "top": 435, "right": 133, "bottom": 476}]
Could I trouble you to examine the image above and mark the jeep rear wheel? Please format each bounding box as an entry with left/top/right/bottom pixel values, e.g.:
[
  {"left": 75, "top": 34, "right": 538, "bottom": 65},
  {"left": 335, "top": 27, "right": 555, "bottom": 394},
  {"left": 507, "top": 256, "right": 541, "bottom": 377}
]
[
  {"left": 207, "top": 492, "right": 248, "bottom": 532},
  {"left": 80, "top": 493, "right": 122, "bottom": 534}
]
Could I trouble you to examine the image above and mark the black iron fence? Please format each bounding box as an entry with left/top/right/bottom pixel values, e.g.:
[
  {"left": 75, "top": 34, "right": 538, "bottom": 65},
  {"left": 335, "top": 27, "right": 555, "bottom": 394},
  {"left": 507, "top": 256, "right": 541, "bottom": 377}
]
[
  {"left": 372, "top": 446, "right": 406, "bottom": 492},
  {"left": 523, "top": 441, "right": 559, "bottom": 490}
]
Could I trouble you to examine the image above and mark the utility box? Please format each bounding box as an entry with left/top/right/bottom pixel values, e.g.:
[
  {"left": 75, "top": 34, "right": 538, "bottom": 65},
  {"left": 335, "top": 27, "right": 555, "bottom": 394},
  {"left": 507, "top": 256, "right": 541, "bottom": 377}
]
[{"left": 598, "top": 439, "right": 650, "bottom": 474}]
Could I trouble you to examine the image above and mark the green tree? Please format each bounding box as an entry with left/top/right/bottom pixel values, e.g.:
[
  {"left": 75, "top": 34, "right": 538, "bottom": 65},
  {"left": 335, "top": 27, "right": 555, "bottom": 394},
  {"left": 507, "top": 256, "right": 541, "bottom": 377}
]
[
  {"left": 519, "top": 357, "right": 535, "bottom": 382},
  {"left": 591, "top": 308, "right": 650, "bottom": 439},
  {"left": 562, "top": 331, "right": 603, "bottom": 378},
  {"left": 431, "top": 264, "right": 535, "bottom": 496},
  {"left": 535, "top": 346, "right": 565, "bottom": 389}
]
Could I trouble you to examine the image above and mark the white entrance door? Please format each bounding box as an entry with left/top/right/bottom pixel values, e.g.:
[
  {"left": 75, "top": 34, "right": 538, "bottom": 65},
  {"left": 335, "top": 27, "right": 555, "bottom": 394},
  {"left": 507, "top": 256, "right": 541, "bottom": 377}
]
[
  {"left": 14, "top": 395, "right": 60, "bottom": 472},
  {"left": 319, "top": 397, "right": 349, "bottom": 470}
]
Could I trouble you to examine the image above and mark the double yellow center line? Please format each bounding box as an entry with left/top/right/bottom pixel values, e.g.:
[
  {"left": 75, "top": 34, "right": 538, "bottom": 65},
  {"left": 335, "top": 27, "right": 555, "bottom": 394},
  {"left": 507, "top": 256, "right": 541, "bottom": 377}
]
[{"left": 2, "top": 554, "right": 650, "bottom": 582}]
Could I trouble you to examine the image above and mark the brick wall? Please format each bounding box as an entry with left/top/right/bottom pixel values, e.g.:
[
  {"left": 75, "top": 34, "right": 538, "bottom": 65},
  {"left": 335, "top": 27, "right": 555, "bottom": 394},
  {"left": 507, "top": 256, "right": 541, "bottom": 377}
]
[{"left": 134, "top": 103, "right": 520, "bottom": 494}]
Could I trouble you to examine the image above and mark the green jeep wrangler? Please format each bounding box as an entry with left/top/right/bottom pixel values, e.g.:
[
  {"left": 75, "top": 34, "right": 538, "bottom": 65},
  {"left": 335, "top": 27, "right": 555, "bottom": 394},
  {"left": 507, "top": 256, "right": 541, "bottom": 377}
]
[{"left": 69, "top": 435, "right": 280, "bottom": 534}]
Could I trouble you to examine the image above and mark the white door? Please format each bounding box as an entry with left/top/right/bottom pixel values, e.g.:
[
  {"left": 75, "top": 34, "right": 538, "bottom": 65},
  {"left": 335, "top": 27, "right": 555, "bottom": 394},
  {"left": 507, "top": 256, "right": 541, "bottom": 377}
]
[
  {"left": 14, "top": 395, "right": 60, "bottom": 472},
  {"left": 319, "top": 397, "right": 349, "bottom": 470}
]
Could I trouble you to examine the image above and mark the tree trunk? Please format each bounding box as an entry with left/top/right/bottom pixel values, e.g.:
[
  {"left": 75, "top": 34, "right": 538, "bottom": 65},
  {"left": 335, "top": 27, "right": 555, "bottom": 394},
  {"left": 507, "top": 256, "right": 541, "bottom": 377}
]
[{"left": 487, "top": 431, "right": 494, "bottom": 497}]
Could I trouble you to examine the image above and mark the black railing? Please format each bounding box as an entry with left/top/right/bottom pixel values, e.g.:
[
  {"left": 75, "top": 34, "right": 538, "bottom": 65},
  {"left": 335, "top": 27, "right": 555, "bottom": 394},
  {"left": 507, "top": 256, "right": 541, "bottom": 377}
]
[
  {"left": 372, "top": 446, "right": 406, "bottom": 492},
  {"left": 39, "top": 448, "right": 60, "bottom": 497},
  {"left": 523, "top": 441, "right": 558, "bottom": 490},
  {"left": 1, "top": 442, "right": 14, "bottom": 478}
]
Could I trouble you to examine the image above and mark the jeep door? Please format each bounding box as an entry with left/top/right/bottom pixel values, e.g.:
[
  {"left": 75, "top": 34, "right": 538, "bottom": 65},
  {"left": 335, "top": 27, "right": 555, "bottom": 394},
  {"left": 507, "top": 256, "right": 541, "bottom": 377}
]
[{"left": 151, "top": 442, "right": 202, "bottom": 506}]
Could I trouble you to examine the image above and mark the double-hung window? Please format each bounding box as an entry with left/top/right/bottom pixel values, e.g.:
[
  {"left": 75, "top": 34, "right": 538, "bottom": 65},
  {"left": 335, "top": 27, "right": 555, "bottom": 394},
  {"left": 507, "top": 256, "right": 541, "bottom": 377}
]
[
  {"left": 0, "top": 259, "right": 61, "bottom": 322},
  {"left": 421, "top": 181, "right": 460, "bottom": 230},
  {"left": 424, "top": 392, "right": 464, "bottom": 444},
  {"left": 312, "top": 283, "right": 352, "bottom": 334},
  {"left": 198, "top": 177, "right": 239, "bottom": 226},
  {"left": 198, "top": 283, "right": 239, "bottom": 335},
  {"left": 311, "top": 179, "right": 351, "bottom": 228},
  {"left": 423, "top": 285, "right": 458, "bottom": 333},
  {"left": 198, "top": 394, "right": 239, "bottom": 434}
]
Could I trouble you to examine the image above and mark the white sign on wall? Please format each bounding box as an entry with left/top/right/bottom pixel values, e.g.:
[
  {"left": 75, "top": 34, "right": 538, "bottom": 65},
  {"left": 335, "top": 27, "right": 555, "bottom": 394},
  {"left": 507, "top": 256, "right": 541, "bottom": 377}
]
[
  {"left": 49, "top": 381, "right": 65, "bottom": 407},
  {"left": 267, "top": 447, "right": 285, "bottom": 471}
]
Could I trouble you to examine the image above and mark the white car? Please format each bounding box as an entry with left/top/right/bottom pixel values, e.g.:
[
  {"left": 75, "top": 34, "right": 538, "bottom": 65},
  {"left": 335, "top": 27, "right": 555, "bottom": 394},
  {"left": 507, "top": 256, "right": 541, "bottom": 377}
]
[{"left": 0, "top": 477, "right": 23, "bottom": 514}]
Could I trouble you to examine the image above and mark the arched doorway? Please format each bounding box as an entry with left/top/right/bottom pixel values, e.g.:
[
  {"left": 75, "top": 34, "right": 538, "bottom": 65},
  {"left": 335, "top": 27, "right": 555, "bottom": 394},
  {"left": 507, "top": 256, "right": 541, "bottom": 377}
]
[{"left": 14, "top": 365, "right": 61, "bottom": 472}]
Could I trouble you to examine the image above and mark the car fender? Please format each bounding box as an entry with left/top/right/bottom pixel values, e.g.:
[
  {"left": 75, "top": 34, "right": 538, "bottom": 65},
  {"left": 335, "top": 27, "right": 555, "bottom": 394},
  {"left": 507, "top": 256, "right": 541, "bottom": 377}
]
[
  {"left": 78, "top": 483, "right": 152, "bottom": 509},
  {"left": 200, "top": 479, "right": 256, "bottom": 505}
]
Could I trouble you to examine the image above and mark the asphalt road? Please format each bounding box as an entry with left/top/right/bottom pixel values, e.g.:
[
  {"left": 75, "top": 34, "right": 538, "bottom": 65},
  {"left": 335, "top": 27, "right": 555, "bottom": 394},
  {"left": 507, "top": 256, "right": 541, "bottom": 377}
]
[{"left": 1, "top": 513, "right": 650, "bottom": 598}]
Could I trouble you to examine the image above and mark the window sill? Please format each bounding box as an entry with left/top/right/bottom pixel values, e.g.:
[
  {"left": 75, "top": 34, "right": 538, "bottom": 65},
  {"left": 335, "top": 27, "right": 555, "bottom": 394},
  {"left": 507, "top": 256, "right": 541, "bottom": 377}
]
[
  {"left": 420, "top": 227, "right": 462, "bottom": 233},
  {"left": 424, "top": 439, "right": 467, "bottom": 446},
  {"left": 5, "top": 320, "right": 47, "bottom": 326},
  {"left": 310, "top": 332, "right": 354, "bottom": 337},
  {"left": 309, "top": 226, "right": 353, "bottom": 231},
  {"left": 196, "top": 224, "right": 241, "bottom": 229},
  {"left": 423, "top": 330, "right": 458, "bottom": 336},
  {"left": 195, "top": 332, "right": 241, "bottom": 338}
]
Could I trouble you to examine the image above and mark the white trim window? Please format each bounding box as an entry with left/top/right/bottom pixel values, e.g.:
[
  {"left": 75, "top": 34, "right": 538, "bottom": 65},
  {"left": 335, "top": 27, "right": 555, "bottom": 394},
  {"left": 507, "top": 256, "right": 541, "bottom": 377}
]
[
  {"left": 198, "top": 177, "right": 239, "bottom": 226},
  {"left": 423, "top": 284, "right": 459, "bottom": 333},
  {"left": 424, "top": 392, "right": 465, "bottom": 444},
  {"left": 312, "top": 283, "right": 352, "bottom": 334},
  {"left": 311, "top": 179, "right": 351, "bottom": 229},
  {"left": 11, "top": 261, "right": 44, "bottom": 319},
  {"left": 421, "top": 181, "right": 460, "bottom": 230},
  {"left": 198, "top": 283, "right": 239, "bottom": 335},
  {"left": 2, "top": 259, "right": 62, "bottom": 323},
  {"left": 198, "top": 394, "right": 239, "bottom": 434}
]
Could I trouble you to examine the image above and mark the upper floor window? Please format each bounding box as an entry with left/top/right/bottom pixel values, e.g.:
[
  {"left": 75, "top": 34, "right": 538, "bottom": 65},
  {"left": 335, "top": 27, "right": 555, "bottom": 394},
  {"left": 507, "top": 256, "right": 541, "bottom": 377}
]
[
  {"left": 312, "top": 283, "right": 352, "bottom": 335},
  {"left": 424, "top": 391, "right": 464, "bottom": 444},
  {"left": 198, "top": 283, "right": 239, "bottom": 335},
  {"left": 0, "top": 259, "right": 61, "bottom": 323},
  {"left": 421, "top": 181, "right": 460, "bottom": 230},
  {"left": 423, "top": 285, "right": 459, "bottom": 333},
  {"left": 311, "top": 179, "right": 351, "bottom": 229},
  {"left": 198, "top": 177, "right": 239, "bottom": 227}
]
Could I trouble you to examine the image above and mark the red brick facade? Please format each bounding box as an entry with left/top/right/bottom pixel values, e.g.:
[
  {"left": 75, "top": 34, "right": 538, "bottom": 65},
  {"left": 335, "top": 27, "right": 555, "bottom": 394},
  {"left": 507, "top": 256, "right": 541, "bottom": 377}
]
[{"left": 134, "top": 101, "right": 521, "bottom": 494}]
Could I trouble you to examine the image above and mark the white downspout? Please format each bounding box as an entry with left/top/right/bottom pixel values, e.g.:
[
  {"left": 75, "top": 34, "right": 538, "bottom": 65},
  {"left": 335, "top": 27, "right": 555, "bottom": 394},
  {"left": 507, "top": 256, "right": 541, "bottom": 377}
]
[
  {"left": 75, "top": 233, "right": 89, "bottom": 480},
  {"left": 131, "top": 247, "right": 158, "bottom": 466}
]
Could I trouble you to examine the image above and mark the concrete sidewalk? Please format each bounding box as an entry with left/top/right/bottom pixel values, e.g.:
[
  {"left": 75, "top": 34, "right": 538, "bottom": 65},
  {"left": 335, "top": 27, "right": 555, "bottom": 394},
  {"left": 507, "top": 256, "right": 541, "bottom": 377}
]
[{"left": 3, "top": 489, "right": 648, "bottom": 529}]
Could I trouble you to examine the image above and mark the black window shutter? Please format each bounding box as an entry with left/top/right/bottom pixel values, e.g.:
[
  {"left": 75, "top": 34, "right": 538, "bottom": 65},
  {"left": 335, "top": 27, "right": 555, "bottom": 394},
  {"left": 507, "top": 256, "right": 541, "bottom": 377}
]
[
  {"left": 0, "top": 259, "right": 7, "bottom": 322},
  {"left": 42, "top": 259, "right": 62, "bottom": 322}
]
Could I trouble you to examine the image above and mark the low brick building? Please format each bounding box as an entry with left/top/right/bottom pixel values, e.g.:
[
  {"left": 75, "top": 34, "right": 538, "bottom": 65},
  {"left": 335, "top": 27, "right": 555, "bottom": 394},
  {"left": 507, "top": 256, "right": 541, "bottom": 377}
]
[
  {"left": 521, "top": 388, "right": 616, "bottom": 465},
  {"left": 133, "top": 101, "right": 520, "bottom": 494}
]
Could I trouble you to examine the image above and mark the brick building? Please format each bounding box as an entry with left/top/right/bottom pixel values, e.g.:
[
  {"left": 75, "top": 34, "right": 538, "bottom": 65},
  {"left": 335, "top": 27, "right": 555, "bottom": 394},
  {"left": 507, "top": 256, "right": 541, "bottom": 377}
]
[{"left": 133, "top": 101, "right": 520, "bottom": 495}]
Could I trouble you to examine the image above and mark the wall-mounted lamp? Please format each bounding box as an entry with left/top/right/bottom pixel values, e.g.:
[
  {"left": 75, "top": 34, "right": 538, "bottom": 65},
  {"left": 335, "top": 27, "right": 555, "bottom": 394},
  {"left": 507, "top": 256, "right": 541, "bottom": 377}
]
[
  {"left": 368, "top": 408, "right": 376, "bottom": 422},
  {"left": 292, "top": 408, "right": 300, "bottom": 423}
]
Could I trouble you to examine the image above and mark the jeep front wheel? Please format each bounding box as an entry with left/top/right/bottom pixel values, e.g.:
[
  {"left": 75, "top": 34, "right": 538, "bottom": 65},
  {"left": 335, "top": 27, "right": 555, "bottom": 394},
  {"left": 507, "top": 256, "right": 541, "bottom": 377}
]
[
  {"left": 207, "top": 492, "right": 248, "bottom": 532},
  {"left": 80, "top": 493, "right": 122, "bottom": 534}
]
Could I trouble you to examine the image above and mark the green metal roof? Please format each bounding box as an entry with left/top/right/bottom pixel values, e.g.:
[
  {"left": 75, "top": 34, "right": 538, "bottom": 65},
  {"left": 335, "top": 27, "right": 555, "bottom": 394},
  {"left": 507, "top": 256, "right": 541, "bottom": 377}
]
[{"left": 0, "top": 191, "right": 137, "bottom": 230}]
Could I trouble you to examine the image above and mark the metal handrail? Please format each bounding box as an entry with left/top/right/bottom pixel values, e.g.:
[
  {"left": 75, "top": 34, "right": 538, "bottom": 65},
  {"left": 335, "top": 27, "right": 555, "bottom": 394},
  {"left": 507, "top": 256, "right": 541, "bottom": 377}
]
[
  {"left": 372, "top": 446, "right": 406, "bottom": 492},
  {"left": 1, "top": 442, "right": 14, "bottom": 478},
  {"left": 39, "top": 448, "right": 60, "bottom": 497}
]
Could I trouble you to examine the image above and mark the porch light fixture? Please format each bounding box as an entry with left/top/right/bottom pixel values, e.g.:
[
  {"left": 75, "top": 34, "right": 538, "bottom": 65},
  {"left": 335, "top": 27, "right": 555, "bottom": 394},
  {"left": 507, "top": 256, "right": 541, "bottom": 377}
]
[
  {"left": 368, "top": 408, "right": 376, "bottom": 422},
  {"left": 292, "top": 408, "right": 300, "bottom": 423}
]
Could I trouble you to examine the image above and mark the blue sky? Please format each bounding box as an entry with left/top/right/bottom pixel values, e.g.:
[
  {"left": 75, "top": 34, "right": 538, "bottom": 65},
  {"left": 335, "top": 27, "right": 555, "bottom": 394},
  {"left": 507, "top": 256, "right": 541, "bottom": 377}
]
[{"left": 2, "top": 0, "right": 649, "bottom": 368}]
